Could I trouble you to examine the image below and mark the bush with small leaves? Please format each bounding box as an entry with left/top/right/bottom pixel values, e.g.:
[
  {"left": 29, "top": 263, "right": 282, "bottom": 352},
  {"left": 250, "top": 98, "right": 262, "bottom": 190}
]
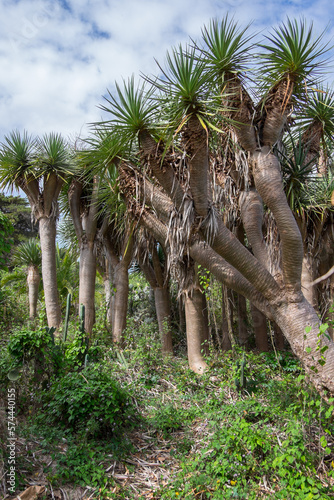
[{"left": 39, "top": 365, "right": 135, "bottom": 437}]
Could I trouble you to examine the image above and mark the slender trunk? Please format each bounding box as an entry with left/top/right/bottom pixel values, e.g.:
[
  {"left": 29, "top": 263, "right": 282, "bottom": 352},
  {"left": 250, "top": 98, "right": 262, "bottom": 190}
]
[
  {"left": 39, "top": 216, "right": 61, "bottom": 328},
  {"left": 251, "top": 304, "right": 269, "bottom": 352},
  {"left": 238, "top": 293, "right": 249, "bottom": 348},
  {"left": 112, "top": 260, "right": 129, "bottom": 344},
  {"left": 178, "top": 295, "right": 186, "bottom": 333},
  {"left": 79, "top": 239, "right": 96, "bottom": 335},
  {"left": 104, "top": 275, "right": 111, "bottom": 309},
  {"left": 154, "top": 287, "right": 174, "bottom": 355},
  {"left": 201, "top": 292, "right": 210, "bottom": 355},
  {"left": 27, "top": 265, "right": 40, "bottom": 319},
  {"left": 104, "top": 262, "right": 114, "bottom": 328},
  {"left": 221, "top": 285, "right": 232, "bottom": 351}
]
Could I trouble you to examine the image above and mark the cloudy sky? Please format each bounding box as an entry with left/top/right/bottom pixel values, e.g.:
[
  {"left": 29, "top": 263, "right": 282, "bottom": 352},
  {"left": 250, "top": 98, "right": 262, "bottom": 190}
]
[{"left": 0, "top": 0, "right": 333, "bottom": 145}]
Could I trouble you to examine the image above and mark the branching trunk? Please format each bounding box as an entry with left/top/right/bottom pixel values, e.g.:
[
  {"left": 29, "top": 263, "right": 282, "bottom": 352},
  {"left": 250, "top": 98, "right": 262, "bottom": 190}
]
[
  {"left": 252, "top": 147, "right": 304, "bottom": 296},
  {"left": 69, "top": 177, "right": 99, "bottom": 335}
]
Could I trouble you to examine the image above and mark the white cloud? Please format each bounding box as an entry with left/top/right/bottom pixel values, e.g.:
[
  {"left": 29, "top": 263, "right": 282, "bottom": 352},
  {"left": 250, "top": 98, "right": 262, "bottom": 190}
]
[{"left": 0, "top": 0, "right": 333, "bottom": 144}]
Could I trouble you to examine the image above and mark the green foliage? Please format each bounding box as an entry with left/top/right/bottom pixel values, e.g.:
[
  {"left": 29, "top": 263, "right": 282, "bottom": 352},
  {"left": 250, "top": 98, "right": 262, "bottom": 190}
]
[
  {"left": 55, "top": 245, "right": 79, "bottom": 303},
  {"left": 12, "top": 238, "right": 41, "bottom": 267},
  {"left": 36, "top": 132, "right": 72, "bottom": 177},
  {"left": 278, "top": 132, "right": 316, "bottom": 213},
  {"left": 156, "top": 367, "right": 334, "bottom": 500},
  {"left": 200, "top": 15, "right": 253, "bottom": 78},
  {"left": 64, "top": 327, "right": 99, "bottom": 368},
  {"left": 124, "top": 316, "right": 163, "bottom": 378},
  {"left": 304, "top": 323, "right": 331, "bottom": 373},
  {"left": 100, "top": 76, "right": 158, "bottom": 144},
  {"left": 299, "top": 87, "right": 334, "bottom": 141},
  {"left": 49, "top": 441, "right": 112, "bottom": 489},
  {"left": 152, "top": 402, "right": 196, "bottom": 437},
  {"left": 4, "top": 324, "right": 62, "bottom": 377},
  {"left": 0, "top": 130, "right": 36, "bottom": 189},
  {"left": 0, "top": 194, "right": 38, "bottom": 253},
  {"left": 0, "top": 211, "right": 14, "bottom": 268},
  {"left": 259, "top": 18, "right": 332, "bottom": 97},
  {"left": 234, "top": 353, "right": 247, "bottom": 391},
  {"left": 38, "top": 365, "right": 134, "bottom": 437}
]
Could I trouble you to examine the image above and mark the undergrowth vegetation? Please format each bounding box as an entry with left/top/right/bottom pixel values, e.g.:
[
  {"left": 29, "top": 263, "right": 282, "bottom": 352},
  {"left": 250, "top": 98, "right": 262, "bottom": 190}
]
[{"left": 0, "top": 312, "right": 333, "bottom": 499}]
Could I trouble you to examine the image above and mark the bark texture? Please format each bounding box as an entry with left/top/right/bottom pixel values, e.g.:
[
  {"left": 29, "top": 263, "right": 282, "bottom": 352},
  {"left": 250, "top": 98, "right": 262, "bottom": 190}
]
[
  {"left": 112, "top": 260, "right": 129, "bottom": 344},
  {"left": 39, "top": 216, "right": 61, "bottom": 328},
  {"left": 154, "top": 287, "right": 174, "bottom": 355},
  {"left": 79, "top": 239, "right": 96, "bottom": 335},
  {"left": 27, "top": 265, "right": 40, "bottom": 319},
  {"left": 251, "top": 304, "right": 269, "bottom": 352},
  {"left": 184, "top": 286, "right": 209, "bottom": 374}
]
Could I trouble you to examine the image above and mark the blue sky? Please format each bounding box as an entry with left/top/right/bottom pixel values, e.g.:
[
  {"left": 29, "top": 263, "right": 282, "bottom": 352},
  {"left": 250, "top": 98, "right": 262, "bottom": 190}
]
[{"left": 0, "top": 0, "right": 333, "bottom": 145}]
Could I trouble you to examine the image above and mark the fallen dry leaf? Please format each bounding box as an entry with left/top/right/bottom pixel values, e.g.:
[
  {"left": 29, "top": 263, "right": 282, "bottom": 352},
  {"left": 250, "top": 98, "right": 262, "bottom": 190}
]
[{"left": 16, "top": 485, "right": 45, "bottom": 500}]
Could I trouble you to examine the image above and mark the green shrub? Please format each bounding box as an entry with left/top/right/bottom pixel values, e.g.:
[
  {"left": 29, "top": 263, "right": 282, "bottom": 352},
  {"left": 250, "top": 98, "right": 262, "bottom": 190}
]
[
  {"left": 0, "top": 325, "right": 63, "bottom": 388},
  {"left": 39, "top": 365, "right": 134, "bottom": 437},
  {"left": 49, "top": 442, "right": 112, "bottom": 489}
]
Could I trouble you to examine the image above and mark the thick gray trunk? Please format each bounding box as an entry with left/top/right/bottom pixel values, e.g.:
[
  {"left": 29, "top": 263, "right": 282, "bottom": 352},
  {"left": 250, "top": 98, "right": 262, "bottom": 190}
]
[
  {"left": 112, "top": 261, "right": 129, "bottom": 344},
  {"left": 154, "top": 287, "right": 173, "bottom": 355},
  {"left": 274, "top": 298, "right": 334, "bottom": 397},
  {"left": 184, "top": 287, "right": 208, "bottom": 374},
  {"left": 301, "top": 256, "right": 318, "bottom": 308},
  {"left": 39, "top": 216, "right": 60, "bottom": 328},
  {"left": 27, "top": 265, "right": 40, "bottom": 319},
  {"left": 252, "top": 147, "right": 303, "bottom": 296}
]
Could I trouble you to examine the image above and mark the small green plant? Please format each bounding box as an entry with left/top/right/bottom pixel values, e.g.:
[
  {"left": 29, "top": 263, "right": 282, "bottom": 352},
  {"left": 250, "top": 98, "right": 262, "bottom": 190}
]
[
  {"left": 6, "top": 325, "right": 63, "bottom": 380},
  {"left": 305, "top": 323, "right": 330, "bottom": 373},
  {"left": 152, "top": 403, "right": 195, "bottom": 436},
  {"left": 48, "top": 441, "right": 112, "bottom": 489},
  {"left": 235, "top": 353, "right": 247, "bottom": 391}
]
